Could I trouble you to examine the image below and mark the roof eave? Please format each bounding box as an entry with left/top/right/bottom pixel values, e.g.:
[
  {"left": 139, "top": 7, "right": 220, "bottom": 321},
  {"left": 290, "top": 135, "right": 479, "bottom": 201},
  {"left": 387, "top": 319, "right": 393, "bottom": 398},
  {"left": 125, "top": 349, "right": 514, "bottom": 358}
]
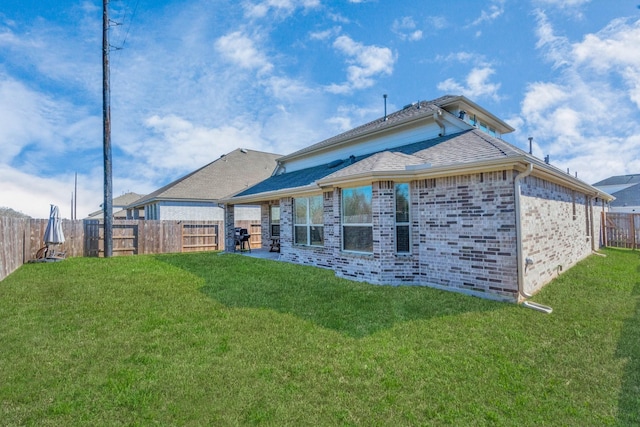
[
  {"left": 222, "top": 183, "right": 322, "bottom": 205},
  {"left": 318, "top": 155, "right": 614, "bottom": 201},
  {"left": 437, "top": 95, "right": 516, "bottom": 133},
  {"left": 224, "top": 156, "right": 614, "bottom": 204}
]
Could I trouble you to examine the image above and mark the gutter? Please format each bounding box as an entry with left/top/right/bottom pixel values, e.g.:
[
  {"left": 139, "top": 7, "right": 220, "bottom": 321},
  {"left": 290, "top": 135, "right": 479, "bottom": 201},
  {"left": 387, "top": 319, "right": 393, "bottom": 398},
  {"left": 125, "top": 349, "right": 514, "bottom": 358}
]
[{"left": 514, "top": 162, "right": 553, "bottom": 314}]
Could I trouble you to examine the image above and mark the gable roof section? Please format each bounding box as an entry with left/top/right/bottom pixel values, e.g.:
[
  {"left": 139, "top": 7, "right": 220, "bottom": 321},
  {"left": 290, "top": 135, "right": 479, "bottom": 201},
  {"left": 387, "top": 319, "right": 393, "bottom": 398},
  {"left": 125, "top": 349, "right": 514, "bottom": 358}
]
[
  {"left": 130, "top": 149, "right": 281, "bottom": 207},
  {"left": 234, "top": 130, "right": 525, "bottom": 199},
  {"left": 319, "top": 129, "right": 527, "bottom": 184},
  {"left": 277, "top": 95, "right": 514, "bottom": 164}
]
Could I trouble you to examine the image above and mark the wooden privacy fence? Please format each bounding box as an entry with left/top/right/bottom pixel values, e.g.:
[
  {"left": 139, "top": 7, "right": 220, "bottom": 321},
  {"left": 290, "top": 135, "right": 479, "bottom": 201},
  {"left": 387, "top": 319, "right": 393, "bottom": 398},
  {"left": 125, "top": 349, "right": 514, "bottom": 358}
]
[
  {"left": 603, "top": 212, "right": 640, "bottom": 249},
  {"left": 1, "top": 218, "right": 261, "bottom": 281},
  {"left": 83, "top": 220, "right": 225, "bottom": 256}
]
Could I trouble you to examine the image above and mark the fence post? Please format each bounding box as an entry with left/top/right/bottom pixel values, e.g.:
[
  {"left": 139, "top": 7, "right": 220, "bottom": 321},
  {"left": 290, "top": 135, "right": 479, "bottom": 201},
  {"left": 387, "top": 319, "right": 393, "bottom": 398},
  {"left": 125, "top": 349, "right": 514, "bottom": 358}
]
[{"left": 632, "top": 214, "right": 638, "bottom": 250}]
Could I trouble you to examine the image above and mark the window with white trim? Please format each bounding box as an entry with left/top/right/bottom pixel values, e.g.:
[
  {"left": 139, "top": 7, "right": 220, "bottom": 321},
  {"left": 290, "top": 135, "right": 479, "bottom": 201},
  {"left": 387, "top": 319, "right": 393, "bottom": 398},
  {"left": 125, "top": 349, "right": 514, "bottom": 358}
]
[
  {"left": 294, "top": 196, "right": 323, "bottom": 246},
  {"left": 395, "top": 183, "right": 410, "bottom": 253},
  {"left": 342, "top": 185, "right": 373, "bottom": 253}
]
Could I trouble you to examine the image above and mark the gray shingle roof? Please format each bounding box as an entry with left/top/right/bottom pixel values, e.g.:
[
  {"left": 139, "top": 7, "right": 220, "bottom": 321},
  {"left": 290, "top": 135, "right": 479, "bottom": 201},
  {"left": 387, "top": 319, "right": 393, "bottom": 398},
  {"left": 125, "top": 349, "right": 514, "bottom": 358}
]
[
  {"left": 235, "top": 129, "right": 526, "bottom": 197},
  {"left": 131, "top": 149, "right": 281, "bottom": 207},
  {"left": 609, "top": 183, "right": 640, "bottom": 207},
  {"left": 592, "top": 174, "right": 640, "bottom": 186},
  {"left": 279, "top": 96, "right": 460, "bottom": 161}
]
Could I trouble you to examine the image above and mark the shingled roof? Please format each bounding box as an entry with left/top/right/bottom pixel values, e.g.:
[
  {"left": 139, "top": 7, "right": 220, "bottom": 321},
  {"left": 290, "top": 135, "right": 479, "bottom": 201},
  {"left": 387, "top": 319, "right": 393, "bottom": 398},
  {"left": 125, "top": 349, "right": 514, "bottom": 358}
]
[
  {"left": 235, "top": 129, "right": 527, "bottom": 198},
  {"left": 592, "top": 174, "right": 640, "bottom": 186},
  {"left": 608, "top": 183, "right": 640, "bottom": 208},
  {"left": 278, "top": 97, "right": 452, "bottom": 161},
  {"left": 130, "top": 148, "right": 281, "bottom": 207}
]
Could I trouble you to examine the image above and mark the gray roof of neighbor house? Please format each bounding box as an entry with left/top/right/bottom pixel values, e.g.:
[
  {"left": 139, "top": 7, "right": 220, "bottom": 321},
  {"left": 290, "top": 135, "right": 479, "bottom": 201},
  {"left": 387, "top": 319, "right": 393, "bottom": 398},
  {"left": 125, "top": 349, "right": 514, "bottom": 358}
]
[
  {"left": 608, "top": 183, "right": 640, "bottom": 207},
  {"left": 130, "top": 148, "right": 281, "bottom": 207},
  {"left": 235, "top": 129, "right": 528, "bottom": 197},
  {"left": 592, "top": 174, "right": 640, "bottom": 186},
  {"left": 87, "top": 192, "right": 145, "bottom": 219}
]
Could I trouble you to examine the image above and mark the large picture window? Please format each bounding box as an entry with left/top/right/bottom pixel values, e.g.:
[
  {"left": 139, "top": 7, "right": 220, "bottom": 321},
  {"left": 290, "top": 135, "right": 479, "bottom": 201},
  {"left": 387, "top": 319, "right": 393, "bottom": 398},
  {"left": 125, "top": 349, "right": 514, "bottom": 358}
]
[
  {"left": 395, "top": 183, "right": 410, "bottom": 253},
  {"left": 294, "top": 196, "right": 324, "bottom": 246},
  {"left": 342, "top": 185, "right": 373, "bottom": 253}
]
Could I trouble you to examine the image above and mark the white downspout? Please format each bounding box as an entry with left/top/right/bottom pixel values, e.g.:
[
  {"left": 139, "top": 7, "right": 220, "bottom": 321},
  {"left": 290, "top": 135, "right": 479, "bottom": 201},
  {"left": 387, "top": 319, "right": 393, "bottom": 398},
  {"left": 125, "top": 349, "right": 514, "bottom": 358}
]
[{"left": 514, "top": 163, "right": 553, "bottom": 313}]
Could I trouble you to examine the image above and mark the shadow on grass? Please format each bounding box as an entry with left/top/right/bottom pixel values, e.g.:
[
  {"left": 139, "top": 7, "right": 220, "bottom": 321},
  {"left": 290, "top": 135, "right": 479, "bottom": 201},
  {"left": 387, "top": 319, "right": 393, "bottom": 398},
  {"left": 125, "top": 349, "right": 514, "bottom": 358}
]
[
  {"left": 616, "top": 263, "right": 640, "bottom": 426},
  {"left": 156, "top": 252, "right": 502, "bottom": 338}
]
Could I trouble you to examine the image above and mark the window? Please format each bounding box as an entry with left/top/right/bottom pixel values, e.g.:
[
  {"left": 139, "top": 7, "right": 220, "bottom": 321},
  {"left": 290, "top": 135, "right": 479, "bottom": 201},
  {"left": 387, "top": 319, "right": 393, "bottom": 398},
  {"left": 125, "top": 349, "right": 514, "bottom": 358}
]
[
  {"left": 395, "top": 183, "right": 410, "bottom": 253},
  {"left": 294, "top": 196, "right": 323, "bottom": 246},
  {"left": 270, "top": 205, "right": 280, "bottom": 237},
  {"left": 342, "top": 185, "right": 373, "bottom": 252}
]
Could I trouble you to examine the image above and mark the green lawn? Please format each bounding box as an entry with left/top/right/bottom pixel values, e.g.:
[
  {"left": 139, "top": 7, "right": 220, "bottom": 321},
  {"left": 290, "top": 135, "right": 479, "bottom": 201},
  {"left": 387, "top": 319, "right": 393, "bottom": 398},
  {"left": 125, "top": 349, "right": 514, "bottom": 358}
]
[{"left": 0, "top": 248, "right": 638, "bottom": 426}]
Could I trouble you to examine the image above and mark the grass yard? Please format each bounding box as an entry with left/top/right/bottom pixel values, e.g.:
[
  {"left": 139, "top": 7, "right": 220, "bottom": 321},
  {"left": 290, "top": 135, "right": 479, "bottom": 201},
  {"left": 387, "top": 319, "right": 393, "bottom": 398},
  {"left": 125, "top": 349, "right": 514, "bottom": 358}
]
[{"left": 0, "top": 248, "right": 638, "bottom": 426}]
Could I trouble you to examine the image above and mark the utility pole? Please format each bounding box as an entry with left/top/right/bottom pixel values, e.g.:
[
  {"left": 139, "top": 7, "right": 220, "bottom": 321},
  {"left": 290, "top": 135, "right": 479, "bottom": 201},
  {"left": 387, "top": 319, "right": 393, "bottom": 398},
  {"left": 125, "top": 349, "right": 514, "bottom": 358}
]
[{"left": 103, "top": 0, "right": 113, "bottom": 257}]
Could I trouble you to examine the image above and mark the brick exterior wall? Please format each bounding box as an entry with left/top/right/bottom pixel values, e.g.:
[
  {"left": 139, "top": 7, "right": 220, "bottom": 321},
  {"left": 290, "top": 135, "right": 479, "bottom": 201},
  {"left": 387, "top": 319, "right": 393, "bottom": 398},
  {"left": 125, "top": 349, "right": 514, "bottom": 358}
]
[
  {"left": 235, "top": 169, "right": 604, "bottom": 302},
  {"left": 415, "top": 172, "right": 519, "bottom": 299},
  {"left": 519, "top": 175, "right": 604, "bottom": 295}
]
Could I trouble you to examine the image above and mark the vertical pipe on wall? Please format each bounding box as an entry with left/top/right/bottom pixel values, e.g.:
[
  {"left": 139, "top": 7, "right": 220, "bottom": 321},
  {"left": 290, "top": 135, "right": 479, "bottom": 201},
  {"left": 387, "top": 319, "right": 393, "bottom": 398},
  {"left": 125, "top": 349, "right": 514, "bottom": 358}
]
[{"left": 514, "top": 163, "right": 534, "bottom": 300}]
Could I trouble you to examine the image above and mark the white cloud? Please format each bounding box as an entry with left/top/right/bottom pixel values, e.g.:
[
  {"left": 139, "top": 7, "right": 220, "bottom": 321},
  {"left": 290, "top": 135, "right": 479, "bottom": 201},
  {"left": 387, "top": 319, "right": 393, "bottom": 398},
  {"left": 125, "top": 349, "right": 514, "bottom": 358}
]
[
  {"left": 214, "top": 31, "right": 274, "bottom": 74},
  {"left": 436, "top": 51, "right": 476, "bottom": 63},
  {"left": 326, "top": 35, "right": 396, "bottom": 94},
  {"left": 534, "top": 10, "right": 572, "bottom": 68},
  {"left": 392, "top": 17, "right": 423, "bottom": 41},
  {"left": 309, "top": 26, "right": 342, "bottom": 41},
  {"left": 0, "top": 164, "right": 99, "bottom": 219},
  {"left": 532, "top": 0, "right": 591, "bottom": 20},
  {"left": 437, "top": 66, "right": 501, "bottom": 100},
  {"left": 425, "top": 16, "right": 448, "bottom": 31},
  {"left": 536, "top": 0, "right": 590, "bottom": 5},
  {"left": 469, "top": 0, "right": 505, "bottom": 27},
  {"left": 243, "top": 0, "right": 321, "bottom": 19},
  {"left": 141, "top": 114, "right": 269, "bottom": 172},
  {"left": 516, "top": 14, "right": 640, "bottom": 183},
  {"left": 571, "top": 18, "right": 640, "bottom": 107}
]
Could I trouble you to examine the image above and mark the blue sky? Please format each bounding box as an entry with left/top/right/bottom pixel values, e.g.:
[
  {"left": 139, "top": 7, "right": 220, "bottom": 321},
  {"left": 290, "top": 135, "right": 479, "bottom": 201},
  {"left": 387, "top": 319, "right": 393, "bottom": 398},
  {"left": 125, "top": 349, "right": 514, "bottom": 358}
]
[{"left": 1, "top": 0, "right": 639, "bottom": 218}]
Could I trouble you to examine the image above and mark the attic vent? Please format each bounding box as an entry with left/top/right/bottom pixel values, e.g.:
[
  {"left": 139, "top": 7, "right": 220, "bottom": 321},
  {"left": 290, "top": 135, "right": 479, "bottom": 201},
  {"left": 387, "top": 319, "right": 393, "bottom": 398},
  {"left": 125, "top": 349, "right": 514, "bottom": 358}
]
[
  {"left": 403, "top": 102, "right": 417, "bottom": 109},
  {"left": 328, "top": 159, "right": 344, "bottom": 168}
]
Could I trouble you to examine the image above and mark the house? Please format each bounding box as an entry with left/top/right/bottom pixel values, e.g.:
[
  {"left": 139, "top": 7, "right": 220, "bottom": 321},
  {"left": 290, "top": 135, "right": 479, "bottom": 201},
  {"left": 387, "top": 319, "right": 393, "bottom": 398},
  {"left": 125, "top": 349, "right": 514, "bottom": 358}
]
[
  {"left": 223, "top": 95, "right": 613, "bottom": 303},
  {"left": 86, "top": 192, "right": 145, "bottom": 219},
  {"left": 127, "top": 148, "right": 281, "bottom": 221},
  {"left": 592, "top": 174, "right": 640, "bottom": 213}
]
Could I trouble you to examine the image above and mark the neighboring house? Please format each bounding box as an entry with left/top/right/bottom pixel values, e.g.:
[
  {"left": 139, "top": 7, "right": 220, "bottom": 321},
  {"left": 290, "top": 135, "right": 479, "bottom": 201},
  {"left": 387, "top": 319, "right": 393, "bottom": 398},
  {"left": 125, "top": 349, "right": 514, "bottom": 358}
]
[
  {"left": 223, "top": 95, "right": 613, "bottom": 303},
  {"left": 86, "top": 192, "right": 144, "bottom": 220},
  {"left": 127, "top": 148, "right": 281, "bottom": 221},
  {"left": 592, "top": 174, "right": 640, "bottom": 213}
]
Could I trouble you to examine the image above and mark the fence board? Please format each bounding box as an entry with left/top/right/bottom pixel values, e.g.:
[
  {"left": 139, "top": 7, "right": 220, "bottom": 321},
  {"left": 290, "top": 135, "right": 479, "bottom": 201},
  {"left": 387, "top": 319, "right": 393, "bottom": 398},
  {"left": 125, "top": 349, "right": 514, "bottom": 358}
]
[{"left": 604, "top": 212, "right": 640, "bottom": 249}]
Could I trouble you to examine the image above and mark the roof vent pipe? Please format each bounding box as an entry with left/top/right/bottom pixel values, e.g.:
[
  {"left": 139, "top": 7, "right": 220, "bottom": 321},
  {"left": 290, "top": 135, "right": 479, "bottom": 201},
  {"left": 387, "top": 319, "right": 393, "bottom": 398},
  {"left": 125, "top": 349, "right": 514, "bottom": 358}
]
[
  {"left": 383, "top": 94, "right": 388, "bottom": 121},
  {"left": 434, "top": 110, "right": 445, "bottom": 137},
  {"left": 528, "top": 137, "right": 533, "bottom": 155}
]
